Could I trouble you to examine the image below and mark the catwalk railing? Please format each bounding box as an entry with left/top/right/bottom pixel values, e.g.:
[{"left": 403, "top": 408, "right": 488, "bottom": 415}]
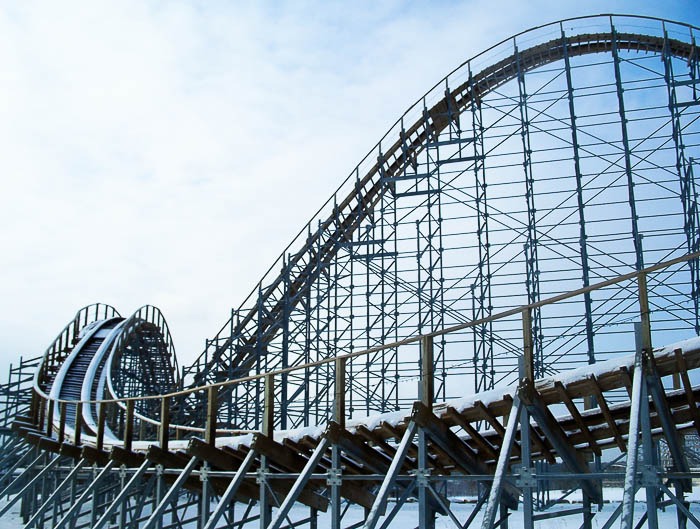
[{"left": 27, "top": 250, "right": 700, "bottom": 453}]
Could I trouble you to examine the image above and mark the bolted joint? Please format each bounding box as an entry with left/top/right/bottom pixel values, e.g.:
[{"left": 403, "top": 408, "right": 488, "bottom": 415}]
[
  {"left": 326, "top": 468, "right": 342, "bottom": 487},
  {"left": 516, "top": 466, "right": 536, "bottom": 488},
  {"left": 409, "top": 468, "right": 432, "bottom": 487},
  {"left": 155, "top": 464, "right": 164, "bottom": 476},
  {"left": 200, "top": 463, "right": 209, "bottom": 483},
  {"left": 256, "top": 468, "right": 267, "bottom": 485},
  {"left": 640, "top": 465, "right": 659, "bottom": 488}
]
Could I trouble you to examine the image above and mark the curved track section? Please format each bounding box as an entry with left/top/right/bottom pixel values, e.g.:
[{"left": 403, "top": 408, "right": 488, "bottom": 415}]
[
  {"left": 184, "top": 15, "right": 700, "bottom": 430},
  {"left": 34, "top": 304, "right": 178, "bottom": 444}
]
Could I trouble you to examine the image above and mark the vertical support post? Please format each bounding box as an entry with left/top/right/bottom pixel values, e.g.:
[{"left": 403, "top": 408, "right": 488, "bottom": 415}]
[
  {"left": 58, "top": 401, "right": 67, "bottom": 444},
  {"left": 518, "top": 357, "right": 533, "bottom": 529},
  {"left": 200, "top": 461, "right": 210, "bottom": 528},
  {"left": 206, "top": 386, "right": 218, "bottom": 446},
  {"left": 621, "top": 324, "right": 645, "bottom": 529},
  {"left": 260, "top": 374, "right": 274, "bottom": 528},
  {"left": 335, "top": 358, "right": 346, "bottom": 429},
  {"left": 124, "top": 399, "right": 134, "bottom": 453},
  {"left": 419, "top": 334, "right": 434, "bottom": 529},
  {"left": 330, "top": 444, "right": 342, "bottom": 529},
  {"left": 263, "top": 375, "right": 274, "bottom": 439},
  {"left": 522, "top": 309, "right": 534, "bottom": 382},
  {"left": 421, "top": 335, "right": 434, "bottom": 409},
  {"left": 96, "top": 402, "right": 107, "bottom": 453},
  {"left": 45, "top": 399, "right": 54, "bottom": 437},
  {"left": 159, "top": 397, "right": 170, "bottom": 452},
  {"left": 74, "top": 401, "right": 82, "bottom": 446},
  {"left": 611, "top": 22, "right": 644, "bottom": 271}
]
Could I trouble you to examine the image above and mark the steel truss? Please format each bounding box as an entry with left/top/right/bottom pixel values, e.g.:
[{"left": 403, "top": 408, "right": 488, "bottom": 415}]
[{"left": 2, "top": 13, "right": 700, "bottom": 529}]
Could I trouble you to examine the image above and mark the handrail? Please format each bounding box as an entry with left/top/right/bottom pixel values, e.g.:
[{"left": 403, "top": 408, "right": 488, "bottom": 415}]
[{"left": 36, "top": 250, "right": 700, "bottom": 407}]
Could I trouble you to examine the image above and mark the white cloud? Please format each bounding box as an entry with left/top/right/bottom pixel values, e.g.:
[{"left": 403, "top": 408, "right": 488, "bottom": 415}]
[{"left": 1, "top": 0, "right": 697, "bottom": 373}]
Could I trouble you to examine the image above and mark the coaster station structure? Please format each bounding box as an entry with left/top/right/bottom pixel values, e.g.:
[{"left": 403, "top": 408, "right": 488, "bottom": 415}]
[{"left": 0, "top": 13, "right": 700, "bottom": 529}]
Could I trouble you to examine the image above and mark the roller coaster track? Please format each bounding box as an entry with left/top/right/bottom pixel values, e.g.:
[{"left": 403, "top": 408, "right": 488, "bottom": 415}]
[
  {"left": 186, "top": 20, "right": 700, "bottom": 426},
  {"left": 2, "top": 14, "right": 700, "bottom": 528}
]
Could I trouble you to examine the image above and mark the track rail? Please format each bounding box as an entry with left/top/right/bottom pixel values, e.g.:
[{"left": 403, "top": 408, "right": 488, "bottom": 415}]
[{"left": 186, "top": 17, "right": 700, "bottom": 420}]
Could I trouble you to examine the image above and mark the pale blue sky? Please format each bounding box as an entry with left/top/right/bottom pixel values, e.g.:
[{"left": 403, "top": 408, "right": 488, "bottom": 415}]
[{"left": 1, "top": 1, "right": 698, "bottom": 372}]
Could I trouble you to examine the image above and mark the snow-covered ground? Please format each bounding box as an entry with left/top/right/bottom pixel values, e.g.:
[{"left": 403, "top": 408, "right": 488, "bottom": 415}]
[{"left": 2, "top": 489, "right": 699, "bottom": 527}]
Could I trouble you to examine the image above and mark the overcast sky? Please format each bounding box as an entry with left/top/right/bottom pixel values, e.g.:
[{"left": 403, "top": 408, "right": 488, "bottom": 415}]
[{"left": 1, "top": 1, "right": 698, "bottom": 374}]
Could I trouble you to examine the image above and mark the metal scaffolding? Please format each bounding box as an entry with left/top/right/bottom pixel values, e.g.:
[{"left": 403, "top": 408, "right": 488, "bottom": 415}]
[{"left": 1, "top": 13, "right": 700, "bottom": 529}]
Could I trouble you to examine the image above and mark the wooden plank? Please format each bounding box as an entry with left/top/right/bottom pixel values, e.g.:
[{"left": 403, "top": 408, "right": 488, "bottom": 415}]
[
  {"left": 446, "top": 408, "right": 499, "bottom": 460},
  {"left": 588, "top": 375, "right": 626, "bottom": 452},
  {"left": 474, "top": 400, "right": 521, "bottom": 457},
  {"left": 674, "top": 348, "right": 700, "bottom": 437},
  {"left": 504, "top": 395, "right": 555, "bottom": 464},
  {"left": 412, "top": 402, "right": 519, "bottom": 510},
  {"left": 618, "top": 366, "right": 634, "bottom": 397},
  {"left": 206, "top": 386, "right": 218, "bottom": 446},
  {"left": 553, "top": 381, "right": 601, "bottom": 456},
  {"left": 110, "top": 446, "right": 146, "bottom": 467},
  {"left": 519, "top": 379, "right": 602, "bottom": 503}
]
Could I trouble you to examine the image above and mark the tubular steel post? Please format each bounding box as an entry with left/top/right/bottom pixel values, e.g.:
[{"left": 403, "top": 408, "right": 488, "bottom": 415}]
[
  {"left": 518, "top": 357, "right": 533, "bottom": 529},
  {"left": 621, "top": 326, "right": 645, "bottom": 529},
  {"left": 260, "top": 374, "right": 274, "bottom": 528},
  {"left": 206, "top": 385, "right": 218, "bottom": 446},
  {"left": 419, "top": 334, "right": 434, "bottom": 529}
]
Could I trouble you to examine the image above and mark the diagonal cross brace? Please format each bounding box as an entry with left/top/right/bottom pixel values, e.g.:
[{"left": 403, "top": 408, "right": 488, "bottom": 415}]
[
  {"left": 93, "top": 459, "right": 152, "bottom": 529},
  {"left": 267, "top": 436, "right": 330, "bottom": 529},
  {"left": 202, "top": 448, "right": 258, "bottom": 529},
  {"left": 412, "top": 401, "right": 520, "bottom": 510},
  {"left": 481, "top": 395, "right": 523, "bottom": 529},
  {"left": 0, "top": 453, "right": 61, "bottom": 518},
  {"left": 518, "top": 379, "right": 602, "bottom": 504},
  {"left": 143, "top": 456, "right": 199, "bottom": 529},
  {"left": 645, "top": 352, "right": 692, "bottom": 491},
  {"left": 25, "top": 458, "right": 88, "bottom": 528},
  {"left": 363, "top": 421, "right": 418, "bottom": 529},
  {"left": 53, "top": 460, "right": 117, "bottom": 529}
]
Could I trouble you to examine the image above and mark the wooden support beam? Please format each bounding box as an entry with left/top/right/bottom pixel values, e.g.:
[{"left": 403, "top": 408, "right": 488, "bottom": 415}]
[
  {"left": 504, "top": 395, "right": 555, "bottom": 464},
  {"left": 96, "top": 402, "right": 107, "bottom": 453},
  {"left": 159, "top": 396, "right": 170, "bottom": 451},
  {"left": 326, "top": 422, "right": 393, "bottom": 474},
  {"left": 110, "top": 446, "right": 146, "bottom": 467},
  {"left": 58, "top": 401, "right": 67, "bottom": 444},
  {"left": 74, "top": 401, "right": 82, "bottom": 446},
  {"left": 335, "top": 357, "right": 346, "bottom": 429},
  {"left": 553, "top": 381, "right": 601, "bottom": 456},
  {"left": 411, "top": 401, "right": 519, "bottom": 510},
  {"left": 618, "top": 366, "right": 634, "bottom": 397},
  {"left": 674, "top": 348, "right": 700, "bottom": 437},
  {"left": 421, "top": 334, "right": 434, "bottom": 410},
  {"left": 264, "top": 374, "right": 274, "bottom": 438},
  {"left": 124, "top": 400, "right": 134, "bottom": 453},
  {"left": 445, "top": 407, "right": 499, "bottom": 460},
  {"left": 588, "top": 375, "right": 626, "bottom": 452},
  {"left": 474, "top": 400, "right": 521, "bottom": 457},
  {"left": 82, "top": 445, "right": 110, "bottom": 466},
  {"left": 206, "top": 386, "right": 217, "bottom": 446},
  {"left": 519, "top": 379, "right": 602, "bottom": 503}
]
